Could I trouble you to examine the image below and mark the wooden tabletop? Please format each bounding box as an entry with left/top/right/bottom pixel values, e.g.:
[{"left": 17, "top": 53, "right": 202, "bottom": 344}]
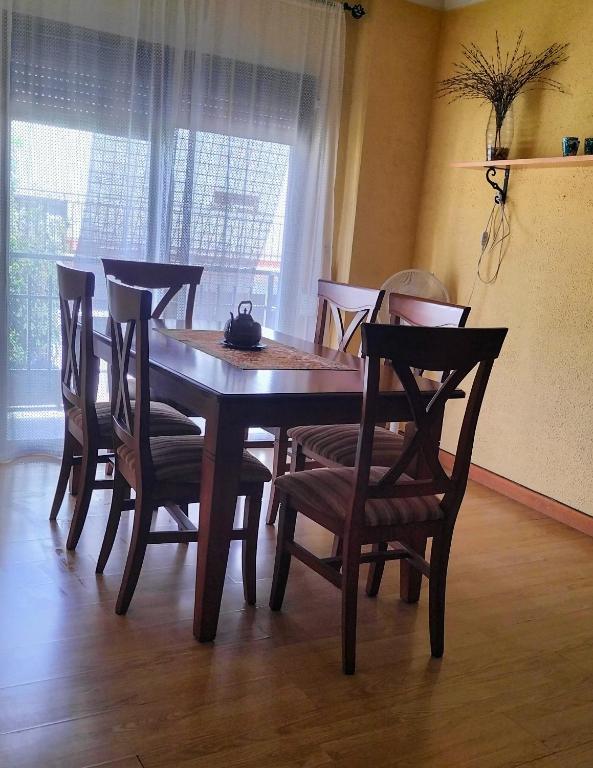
[{"left": 92, "top": 319, "right": 462, "bottom": 428}]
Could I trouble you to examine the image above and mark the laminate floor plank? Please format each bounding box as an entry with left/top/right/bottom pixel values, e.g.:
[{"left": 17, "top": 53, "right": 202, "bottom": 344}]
[
  {"left": 515, "top": 740, "right": 593, "bottom": 767},
  {"left": 1, "top": 460, "right": 591, "bottom": 767},
  {"left": 83, "top": 758, "right": 144, "bottom": 768}
]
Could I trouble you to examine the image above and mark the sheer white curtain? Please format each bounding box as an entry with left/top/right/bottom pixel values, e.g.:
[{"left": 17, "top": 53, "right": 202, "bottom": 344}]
[{"left": 0, "top": 0, "right": 344, "bottom": 458}]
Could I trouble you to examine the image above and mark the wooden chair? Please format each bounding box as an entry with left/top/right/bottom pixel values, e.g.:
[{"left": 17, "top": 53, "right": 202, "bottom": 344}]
[
  {"left": 265, "top": 279, "right": 385, "bottom": 524},
  {"left": 97, "top": 277, "right": 272, "bottom": 615},
  {"left": 102, "top": 258, "right": 205, "bottom": 421},
  {"left": 270, "top": 323, "right": 507, "bottom": 674},
  {"left": 286, "top": 293, "right": 471, "bottom": 475},
  {"left": 275, "top": 292, "right": 472, "bottom": 581},
  {"left": 50, "top": 263, "right": 201, "bottom": 551},
  {"left": 101, "top": 258, "right": 204, "bottom": 327}
]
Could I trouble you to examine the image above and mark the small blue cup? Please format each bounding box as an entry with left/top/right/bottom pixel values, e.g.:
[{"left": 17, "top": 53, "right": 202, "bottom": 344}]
[
  {"left": 562, "top": 136, "right": 580, "bottom": 156},
  {"left": 584, "top": 138, "right": 593, "bottom": 155}
]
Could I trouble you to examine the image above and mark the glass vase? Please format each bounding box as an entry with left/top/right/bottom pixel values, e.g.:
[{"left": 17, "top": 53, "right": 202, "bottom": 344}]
[{"left": 485, "top": 105, "right": 514, "bottom": 161}]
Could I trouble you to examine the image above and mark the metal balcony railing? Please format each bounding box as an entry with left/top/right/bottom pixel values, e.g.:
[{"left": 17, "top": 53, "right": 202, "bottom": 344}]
[{"left": 7, "top": 250, "right": 280, "bottom": 414}]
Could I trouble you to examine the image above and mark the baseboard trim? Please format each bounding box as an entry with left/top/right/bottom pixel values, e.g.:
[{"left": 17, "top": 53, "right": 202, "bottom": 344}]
[{"left": 439, "top": 450, "right": 593, "bottom": 537}]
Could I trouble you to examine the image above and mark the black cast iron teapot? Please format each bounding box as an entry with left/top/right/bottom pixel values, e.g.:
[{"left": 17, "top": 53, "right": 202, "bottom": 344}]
[{"left": 223, "top": 300, "right": 262, "bottom": 348}]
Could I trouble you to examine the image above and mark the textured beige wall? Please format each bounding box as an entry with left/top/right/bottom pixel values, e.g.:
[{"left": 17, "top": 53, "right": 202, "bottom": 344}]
[
  {"left": 413, "top": 0, "right": 593, "bottom": 514},
  {"left": 333, "top": 0, "right": 442, "bottom": 288}
]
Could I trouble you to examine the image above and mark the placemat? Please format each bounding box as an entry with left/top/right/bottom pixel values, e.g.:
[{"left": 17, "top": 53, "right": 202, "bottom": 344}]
[{"left": 158, "top": 329, "right": 358, "bottom": 371}]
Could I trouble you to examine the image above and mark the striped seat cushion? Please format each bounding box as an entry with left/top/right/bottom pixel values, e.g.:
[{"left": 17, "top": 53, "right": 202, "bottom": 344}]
[
  {"left": 118, "top": 435, "right": 272, "bottom": 485},
  {"left": 275, "top": 467, "right": 442, "bottom": 527},
  {"left": 69, "top": 400, "right": 201, "bottom": 445},
  {"left": 287, "top": 424, "right": 404, "bottom": 466}
]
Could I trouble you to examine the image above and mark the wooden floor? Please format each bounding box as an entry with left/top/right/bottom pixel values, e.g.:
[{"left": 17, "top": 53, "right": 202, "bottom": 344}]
[{"left": 2, "top": 455, "right": 593, "bottom": 768}]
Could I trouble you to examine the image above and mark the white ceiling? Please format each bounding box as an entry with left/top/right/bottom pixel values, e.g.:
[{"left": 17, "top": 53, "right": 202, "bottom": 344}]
[{"left": 407, "top": 0, "right": 486, "bottom": 9}]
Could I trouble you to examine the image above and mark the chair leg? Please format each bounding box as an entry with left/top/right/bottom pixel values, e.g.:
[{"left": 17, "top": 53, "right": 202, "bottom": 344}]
[
  {"left": 66, "top": 447, "right": 98, "bottom": 550},
  {"left": 96, "top": 471, "right": 129, "bottom": 574},
  {"left": 289, "top": 441, "right": 306, "bottom": 473},
  {"left": 242, "top": 492, "right": 262, "bottom": 605},
  {"left": 115, "top": 492, "right": 153, "bottom": 615},
  {"left": 365, "top": 541, "right": 388, "bottom": 597},
  {"left": 400, "top": 532, "right": 428, "bottom": 604},
  {"left": 341, "top": 536, "right": 361, "bottom": 675},
  {"left": 265, "top": 488, "right": 281, "bottom": 527},
  {"left": 266, "top": 427, "right": 290, "bottom": 525},
  {"left": 269, "top": 499, "right": 298, "bottom": 611},
  {"left": 179, "top": 502, "right": 190, "bottom": 538},
  {"left": 50, "top": 427, "right": 77, "bottom": 520},
  {"left": 69, "top": 458, "right": 81, "bottom": 496},
  {"left": 428, "top": 531, "right": 453, "bottom": 658}
]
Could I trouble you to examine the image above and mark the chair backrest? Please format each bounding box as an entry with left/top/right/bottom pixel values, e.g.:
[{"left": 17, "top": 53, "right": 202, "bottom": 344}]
[
  {"left": 315, "top": 279, "right": 385, "bottom": 353},
  {"left": 389, "top": 293, "right": 471, "bottom": 381},
  {"left": 56, "top": 262, "right": 99, "bottom": 427},
  {"left": 107, "top": 276, "right": 154, "bottom": 482},
  {"left": 389, "top": 293, "right": 470, "bottom": 329},
  {"left": 102, "top": 259, "right": 204, "bottom": 328},
  {"left": 348, "top": 324, "right": 507, "bottom": 530}
]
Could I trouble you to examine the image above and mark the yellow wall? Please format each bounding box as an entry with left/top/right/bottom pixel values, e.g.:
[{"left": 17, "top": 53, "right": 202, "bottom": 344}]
[
  {"left": 333, "top": 0, "right": 442, "bottom": 288},
  {"left": 413, "top": 0, "right": 593, "bottom": 514}
]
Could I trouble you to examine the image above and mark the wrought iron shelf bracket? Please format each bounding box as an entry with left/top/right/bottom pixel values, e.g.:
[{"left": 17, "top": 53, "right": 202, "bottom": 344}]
[{"left": 485, "top": 166, "right": 510, "bottom": 205}]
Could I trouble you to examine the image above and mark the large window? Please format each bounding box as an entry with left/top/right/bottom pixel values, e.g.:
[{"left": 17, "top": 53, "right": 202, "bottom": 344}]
[
  {"left": 0, "top": 5, "right": 343, "bottom": 457},
  {"left": 8, "top": 119, "right": 292, "bottom": 442}
]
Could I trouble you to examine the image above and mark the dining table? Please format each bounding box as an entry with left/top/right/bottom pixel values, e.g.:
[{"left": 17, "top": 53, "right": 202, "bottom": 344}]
[{"left": 92, "top": 318, "right": 463, "bottom": 642}]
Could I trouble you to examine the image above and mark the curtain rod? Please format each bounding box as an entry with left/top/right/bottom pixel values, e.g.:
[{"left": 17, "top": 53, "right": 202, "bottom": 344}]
[{"left": 343, "top": 3, "right": 366, "bottom": 19}]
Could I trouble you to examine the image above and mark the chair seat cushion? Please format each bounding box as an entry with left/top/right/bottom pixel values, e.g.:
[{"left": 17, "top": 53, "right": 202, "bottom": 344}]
[
  {"left": 118, "top": 435, "right": 272, "bottom": 485},
  {"left": 69, "top": 401, "right": 201, "bottom": 445},
  {"left": 287, "top": 424, "right": 404, "bottom": 466},
  {"left": 274, "top": 467, "right": 443, "bottom": 528}
]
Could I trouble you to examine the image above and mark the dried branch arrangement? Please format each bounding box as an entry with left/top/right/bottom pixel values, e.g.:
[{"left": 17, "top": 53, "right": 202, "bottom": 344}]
[{"left": 438, "top": 31, "right": 569, "bottom": 156}]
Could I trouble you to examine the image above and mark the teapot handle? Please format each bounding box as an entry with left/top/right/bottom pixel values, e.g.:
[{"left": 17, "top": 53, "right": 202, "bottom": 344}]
[{"left": 238, "top": 300, "right": 253, "bottom": 315}]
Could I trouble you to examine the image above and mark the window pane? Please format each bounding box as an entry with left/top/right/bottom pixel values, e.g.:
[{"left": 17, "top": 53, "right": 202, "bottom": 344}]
[
  {"left": 8, "top": 121, "right": 150, "bottom": 443},
  {"left": 169, "top": 130, "right": 290, "bottom": 327}
]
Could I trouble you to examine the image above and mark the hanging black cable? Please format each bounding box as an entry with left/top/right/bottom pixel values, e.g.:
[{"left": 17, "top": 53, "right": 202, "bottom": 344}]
[{"left": 343, "top": 3, "right": 366, "bottom": 19}]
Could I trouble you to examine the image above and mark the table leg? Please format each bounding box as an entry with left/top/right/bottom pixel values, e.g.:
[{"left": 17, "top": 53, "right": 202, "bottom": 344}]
[
  {"left": 398, "top": 413, "right": 443, "bottom": 601},
  {"left": 193, "top": 403, "right": 245, "bottom": 642}
]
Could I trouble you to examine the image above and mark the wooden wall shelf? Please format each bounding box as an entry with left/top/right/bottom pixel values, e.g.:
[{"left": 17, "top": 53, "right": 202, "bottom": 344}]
[
  {"left": 451, "top": 156, "right": 593, "bottom": 170},
  {"left": 451, "top": 155, "right": 593, "bottom": 205}
]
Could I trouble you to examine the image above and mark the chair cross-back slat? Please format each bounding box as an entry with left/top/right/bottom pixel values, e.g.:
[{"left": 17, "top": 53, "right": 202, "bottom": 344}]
[
  {"left": 60, "top": 296, "right": 82, "bottom": 403},
  {"left": 373, "top": 363, "right": 473, "bottom": 497},
  {"left": 112, "top": 318, "right": 136, "bottom": 439},
  {"left": 102, "top": 259, "right": 204, "bottom": 328},
  {"left": 56, "top": 263, "right": 97, "bottom": 412},
  {"left": 337, "top": 308, "right": 374, "bottom": 353},
  {"left": 151, "top": 285, "right": 184, "bottom": 320},
  {"left": 315, "top": 279, "right": 385, "bottom": 353}
]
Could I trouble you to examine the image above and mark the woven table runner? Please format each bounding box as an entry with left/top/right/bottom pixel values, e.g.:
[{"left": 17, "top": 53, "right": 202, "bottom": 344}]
[{"left": 158, "top": 329, "right": 358, "bottom": 371}]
